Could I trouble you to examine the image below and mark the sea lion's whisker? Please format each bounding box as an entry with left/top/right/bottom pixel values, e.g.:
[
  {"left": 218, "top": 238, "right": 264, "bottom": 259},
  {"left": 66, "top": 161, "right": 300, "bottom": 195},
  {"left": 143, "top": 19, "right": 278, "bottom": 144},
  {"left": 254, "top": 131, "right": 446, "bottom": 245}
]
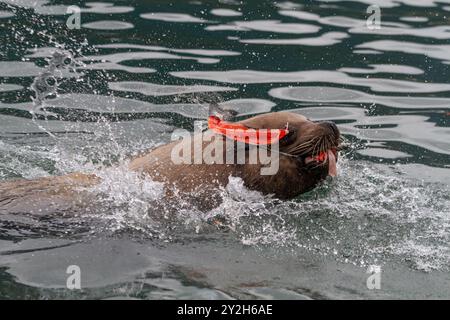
[
  {"left": 288, "top": 141, "right": 314, "bottom": 154},
  {"left": 326, "top": 136, "right": 333, "bottom": 150},
  {"left": 317, "top": 140, "right": 323, "bottom": 156},
  {"left": 305, "top": 139, "right": 317, "bottom": 156},
  {"left": 294, "top": 139, "right": 315, "bottom": 148},
  {"left": 312, "top": 138, "right": 321, "bottom": 157},
  {"left": 291, "top": 144, "right": 312, "bottom": 153},
  {"left": 324, "top": 138, "right": 330, "bottom": 152},
  {"left": 320, "top": 139, "right": 326, "bottom": 155}
]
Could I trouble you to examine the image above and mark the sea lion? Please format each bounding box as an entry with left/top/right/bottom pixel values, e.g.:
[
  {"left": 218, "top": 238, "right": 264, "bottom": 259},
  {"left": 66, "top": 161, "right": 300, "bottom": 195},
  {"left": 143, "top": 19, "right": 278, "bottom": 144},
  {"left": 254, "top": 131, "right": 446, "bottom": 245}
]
[
  {"left": 0, "top": 111, "right": 340, "bottom": 214},
  {"left": 129, "top": 111, "right": 339, "bottom": 208}
]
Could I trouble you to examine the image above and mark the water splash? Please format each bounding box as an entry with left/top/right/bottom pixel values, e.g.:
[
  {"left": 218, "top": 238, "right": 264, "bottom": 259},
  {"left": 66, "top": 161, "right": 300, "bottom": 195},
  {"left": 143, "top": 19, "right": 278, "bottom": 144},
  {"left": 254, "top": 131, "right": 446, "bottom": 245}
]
[
  {"left": 30, "top": 50, "right": 77, "bottom": 110},
  {"left": 105, "top": 155, "right": 445, "bottom": 272},
  {"left": 86, "top": 164, "right": 166, "bottom": 238}
]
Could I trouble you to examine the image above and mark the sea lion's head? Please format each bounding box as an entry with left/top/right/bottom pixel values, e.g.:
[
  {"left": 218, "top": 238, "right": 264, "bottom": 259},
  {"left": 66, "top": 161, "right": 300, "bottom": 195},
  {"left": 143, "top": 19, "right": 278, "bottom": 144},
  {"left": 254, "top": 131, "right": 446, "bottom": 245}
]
[{"left": 238, "top": 111, "right": 340, "bottom": 199}]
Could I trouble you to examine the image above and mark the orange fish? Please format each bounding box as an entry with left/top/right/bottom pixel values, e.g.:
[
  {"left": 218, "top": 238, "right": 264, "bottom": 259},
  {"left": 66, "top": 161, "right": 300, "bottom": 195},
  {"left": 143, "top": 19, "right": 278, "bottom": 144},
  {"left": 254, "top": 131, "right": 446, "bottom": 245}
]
[{"left": 208, "top": 115, "right": 289, "bottom": 145}]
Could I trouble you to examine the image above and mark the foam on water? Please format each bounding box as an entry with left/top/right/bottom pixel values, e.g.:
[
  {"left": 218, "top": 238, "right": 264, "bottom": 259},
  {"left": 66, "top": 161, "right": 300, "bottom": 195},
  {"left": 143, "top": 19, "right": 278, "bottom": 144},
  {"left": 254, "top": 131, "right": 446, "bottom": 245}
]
[
  {"left": 159, "top": 156, "right": 449, "bottom": 272},
  {"left": 56, "top": 147, "right": 447, "bottom": 273},
  {"left": 86, "top": 164, "right": 166, "bottom": 237}
]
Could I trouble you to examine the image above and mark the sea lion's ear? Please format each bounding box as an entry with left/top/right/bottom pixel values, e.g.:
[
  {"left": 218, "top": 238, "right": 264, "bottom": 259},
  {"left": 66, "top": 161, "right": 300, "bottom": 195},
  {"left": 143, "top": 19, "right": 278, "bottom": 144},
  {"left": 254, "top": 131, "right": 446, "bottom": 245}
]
[
  {"left": 279, "top": 127, "right": 297, "bottom": 147},
  {"left": 209, "top": 103, "right": 238, "bottom": 121}
]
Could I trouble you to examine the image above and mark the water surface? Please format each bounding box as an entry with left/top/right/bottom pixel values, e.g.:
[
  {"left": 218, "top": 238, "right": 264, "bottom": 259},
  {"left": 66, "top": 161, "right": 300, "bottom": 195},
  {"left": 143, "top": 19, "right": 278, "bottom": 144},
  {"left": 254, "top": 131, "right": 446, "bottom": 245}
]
[{"left": 0, "top": 0, "right": 449, "bottom": 299}]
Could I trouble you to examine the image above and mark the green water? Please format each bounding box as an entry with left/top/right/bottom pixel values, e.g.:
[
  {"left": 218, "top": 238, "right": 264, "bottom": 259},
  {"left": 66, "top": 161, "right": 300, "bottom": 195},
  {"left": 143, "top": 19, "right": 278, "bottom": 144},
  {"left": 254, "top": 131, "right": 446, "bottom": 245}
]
[{"left": 0, "top": 0, "right": 449, "bottom": 299}]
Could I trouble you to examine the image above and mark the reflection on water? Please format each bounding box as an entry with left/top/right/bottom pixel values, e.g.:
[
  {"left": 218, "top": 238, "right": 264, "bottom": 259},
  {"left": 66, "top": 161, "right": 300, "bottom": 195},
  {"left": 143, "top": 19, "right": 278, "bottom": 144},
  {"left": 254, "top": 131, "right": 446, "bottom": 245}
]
[
  {"left": 0, "top": 0, "right": 449, "bottom": 299},
  {"left": 358, "top": 40, "right": 450, "bottom": 63},
  {"left": 82, "top": 21, "right": 134, "bottom": 30},
  {"left": 171, "top": 69, "right": 450, "bottom": 92},
  {"left": 140, "top": 12, "right": 211, "bottom": 23}
]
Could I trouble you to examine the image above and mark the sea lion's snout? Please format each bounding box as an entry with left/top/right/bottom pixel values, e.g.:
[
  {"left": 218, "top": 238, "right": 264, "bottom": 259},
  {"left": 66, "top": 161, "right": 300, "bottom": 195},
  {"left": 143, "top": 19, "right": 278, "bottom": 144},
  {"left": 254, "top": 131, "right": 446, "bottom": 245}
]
[
  {"left": 299, "top": 120, "right": 340, "bottom": 177},
  {"left": 320, "top": 121, "right": 340, "bottom": 140}
]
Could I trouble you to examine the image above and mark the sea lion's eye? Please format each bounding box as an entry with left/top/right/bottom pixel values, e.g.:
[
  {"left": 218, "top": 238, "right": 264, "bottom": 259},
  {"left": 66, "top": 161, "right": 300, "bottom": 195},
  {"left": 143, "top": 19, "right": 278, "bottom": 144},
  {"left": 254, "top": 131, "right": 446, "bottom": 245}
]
[{"left": 279, "top": 127, "right": 297, "bottom": 146}]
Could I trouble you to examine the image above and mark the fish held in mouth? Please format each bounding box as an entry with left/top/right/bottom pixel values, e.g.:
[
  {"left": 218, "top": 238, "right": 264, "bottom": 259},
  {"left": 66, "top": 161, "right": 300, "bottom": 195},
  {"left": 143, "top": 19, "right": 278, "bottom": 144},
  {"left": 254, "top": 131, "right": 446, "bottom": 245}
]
[
  {"left": 327, "top": 149, "right": 337, "bottom": 177},
  {"left": 304, "top": 149, "right": 338, "bottom": 177}
]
